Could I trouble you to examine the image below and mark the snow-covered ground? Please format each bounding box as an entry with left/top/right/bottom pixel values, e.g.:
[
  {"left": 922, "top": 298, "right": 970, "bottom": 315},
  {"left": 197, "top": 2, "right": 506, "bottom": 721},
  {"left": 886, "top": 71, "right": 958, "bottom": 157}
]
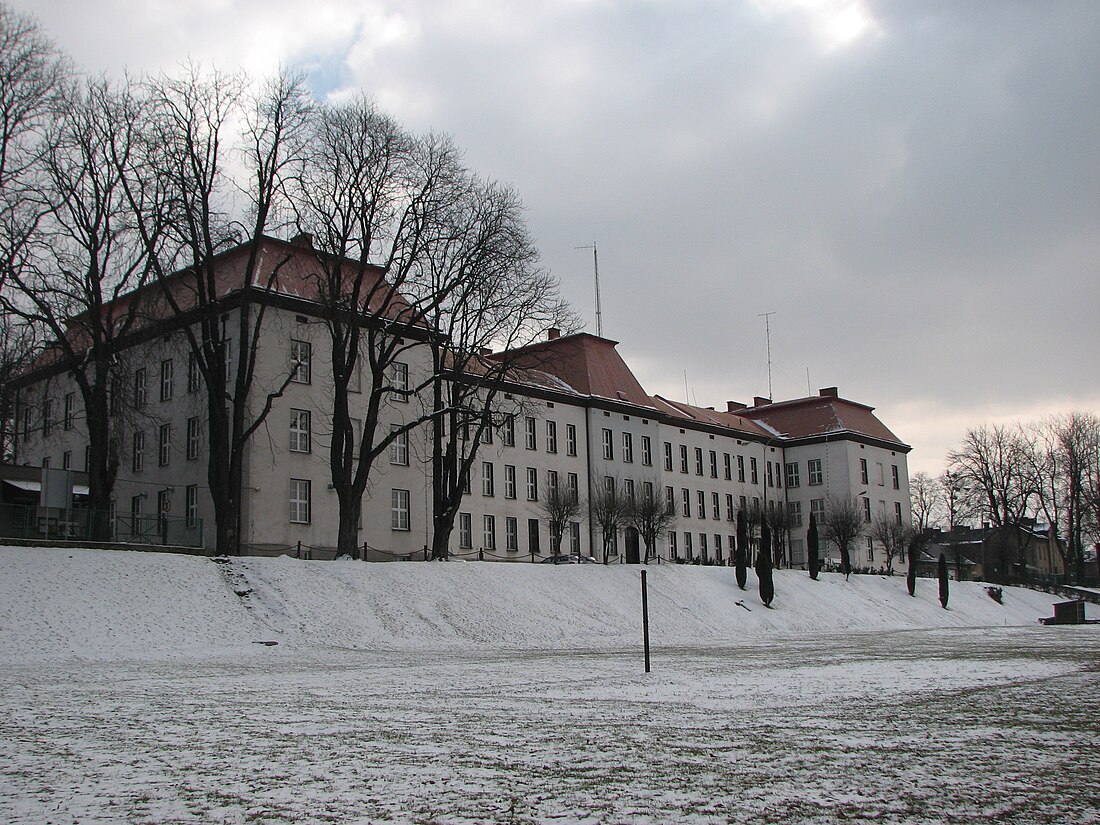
[{"left": 1, "top": 546, "right": 1098, "bottom": 823}]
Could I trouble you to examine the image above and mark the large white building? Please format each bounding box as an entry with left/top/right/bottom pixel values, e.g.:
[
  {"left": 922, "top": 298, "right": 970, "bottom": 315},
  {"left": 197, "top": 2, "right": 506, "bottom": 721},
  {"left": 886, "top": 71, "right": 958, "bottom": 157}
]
[{"left": 10, "top": 236, "right": 912, "bottom": 567}]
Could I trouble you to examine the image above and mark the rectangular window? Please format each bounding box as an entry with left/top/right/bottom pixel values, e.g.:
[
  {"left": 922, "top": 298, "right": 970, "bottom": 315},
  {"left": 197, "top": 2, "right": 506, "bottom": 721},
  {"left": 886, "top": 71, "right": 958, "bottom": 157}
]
[
  {"left": 810, "top": 498, "right": 825, "bottom": 522},
  {"left": 767, "top": 462, "right": 774, "bottom": 488},
  {"left": 623, "top": 478, "right": 634, "bottom": 502},
  {"left": 876, "top": 462, "right": 885, "bottom": 486},
  {"left": 546, "top": 420, "right": 558, "bottom": 453},
  {"left": 750, "top": 457, "right": 758, "bottom": 485},
  {"left": 392, "top": 489, "right": 411, "bottom": 530},
  {"left": 774, "top": 461, "right": 782, "bottom": 488},
  {"left": 622, "top": 432, "right": 633, "bottom": 463},
  {"left": 158, "top": 424, "right": 171, "bottom": 466},
  {"left": 664, "top": 442, "right": 673, "bottom": 471},
  {"left": 680, "top": 445, "right": 689, "bottom": 474},
  {"left": 133, "top": 368, "right": 146, "bottom": 408},
  {"left": 681, "top": 488, "right": 690, "bottom": 518},
  {"left": 567, "top": 472, "right": 579, "bottom": 503},
  {"left": 604, "top": 476, "right": 615, "bottom": 495},
  {"left": 807, "top": 459, "right": 823, "bottom": 486},
  {"left": 740, "top": 495, "right": 747, "bottom": 512},
  {"left": 547, "top": 470, "right": 559, "bottom": 496},
  {"left": 712, "top": 492, "right": 720, "bottom": 520},
  {"left": 482, "top": 419, "right": 493, "bottom": 444},
  {"left": 388, "top": 428, "right": 408, "bottom": 466},
  {"left": 709, "top": 451, "right": 718, "bottom": 478},
  {"left": 43, "top": 398, "right": 55, "bottom": 437},
  {"left": 724, "top": 453, "right": 732, "bottom": 481},
  {"left": 737, "top": 455, "right": 745, "bottom": 483},
  {"left": 695, "top": 447, "right": 704, "bottom": 475},
  {"left": 669, "top": 530, "right": 678, "bottom": 559},
  {"left": 132, "top": 431, "right": 144, "bottom": 472},
  {"left": 506, "top": 517, "right": 518, "bottom": 551},
  {"left": 726, "top": 494, "right": 735, "bottom": 521},
  {"left": 700, "top": 533, "right": 708, "bottom": 560},
  {"left": 502, "top": 415, "right": 516, "bottom": 447},
  {"left": 482, "top": 462, "right": 495, "bottom": 496},
  {"left": 21, "top": 403, "right": 30, "bottom": 441},
  {"left": 570, "top": 522, "right": 581, "bottom": 554},
  {"left": 159, "top": 359, "right": 174, "bottom": 401},
  {"left": 566, "top": 423, "right": 577, "bottom": 456},
  {"left": 698, "top": 490, "right": 706, "bottom": 519},
  {"left": 462, "top": 468, "right": 471, "bottom": 495},
  {"left": 525, "top": 416, "right": 537, "bottom": 450},
  {"left": 643, "top": 481, "right": 653, "bottom": 499},
  {"left": 187, "top": 417, "right": 201, "bottom": 460},
  {"left": 290, "top": 340, "right": 311, "bottom": 384},
  {"left": 665, "top": 486, "right": 675, "bottom": 512},
  {"left": 290, "top": 409, "right": 311, "bottom": 453},
  {"left": 785, "top": 462, "right": 800, "bottom": 488},
  {"left": 526, "top": 467, "right": 538, "bottom": 501},
  {"left": 862, "top": 496, "right": 872, "bottom": 523},
  {"left": 788, "top": 500, "right": 803, "bottom": 528},
  {"left": 459, "top": 512, "right": 472, "bottom": 548},
  {"left": 640, "top": 435, "right": 652, "bottom": 466},
  {"left": 504, "top": 465, "right": 517, "bottom": 499},
  {"left": 790, "top": 538, "right": 805, "bottom": 565},
  {"left": 389, "top": 362, "right": 409, "bottom": 400},
  {"left": 188, "top": 352, "right": 201, "bottom": 393},
  {"left": 867, "top": 536, "right": 874, "bottom": 562},
  {"left": 290, "top": 479, "right": 311, "bottom": 524},
  {"left": 895, "top": 501, "right": 903, "bottom": 525},
  {"left": 131, "top": 494, "right": 142, "bottom": 523},
  {"left": 62, "top": 450, "right": 72, "bottom": 470},
  {"left": 64, "top": 393, "right": 75, "bottom": 430},
  {"left": 186, "top": 485, "right": 199, "bottom": 528},
  {"left": 483, "top": 515, "right": 496, "bottom": 550},
  {"left": 892, "top": 465, "right": 900, "bottom": 490},
  {"left": 602, "top": 428, "right": 613, "bottom": 460},
  {"left": 684, "top": 532, "right": 693, "bottom": 559},
  {"left": 528, "top": 518, "right": 540, "bottom": 554},
  {"left": 860, "top": 458, "right": 869, "bottom": 485}
]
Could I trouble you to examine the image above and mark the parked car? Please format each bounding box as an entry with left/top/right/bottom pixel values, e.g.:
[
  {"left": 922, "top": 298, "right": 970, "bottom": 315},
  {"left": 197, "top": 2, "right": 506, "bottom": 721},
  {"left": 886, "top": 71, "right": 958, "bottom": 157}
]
[{"left": 540, "top": 553, "right": 598, "bottom": 564}]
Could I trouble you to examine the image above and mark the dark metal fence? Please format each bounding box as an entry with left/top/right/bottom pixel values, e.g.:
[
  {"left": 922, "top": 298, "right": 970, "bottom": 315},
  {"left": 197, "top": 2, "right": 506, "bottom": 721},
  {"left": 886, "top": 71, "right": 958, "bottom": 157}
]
[{"left": 0, "top": 503, "right": 204, "bottom": 547}]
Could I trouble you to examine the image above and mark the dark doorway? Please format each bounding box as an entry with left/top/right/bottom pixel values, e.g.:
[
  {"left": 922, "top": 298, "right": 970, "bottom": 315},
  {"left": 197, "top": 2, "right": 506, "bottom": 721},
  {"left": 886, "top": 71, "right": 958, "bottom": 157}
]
[{"left": 625, "top": 528, "right": 641, "bottom": 564}]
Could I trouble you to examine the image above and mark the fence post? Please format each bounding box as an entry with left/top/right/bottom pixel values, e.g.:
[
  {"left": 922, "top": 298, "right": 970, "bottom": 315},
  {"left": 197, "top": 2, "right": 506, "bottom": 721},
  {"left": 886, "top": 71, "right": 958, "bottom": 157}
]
[
  {"left": 479, "top": 548, "right": 484, "bottom": 561},
  {"left": 297, "top": 540, "right": 301, "bottom": 559},
  {"left": 641, "top": 569, "right": 651, "bottom": 673}
]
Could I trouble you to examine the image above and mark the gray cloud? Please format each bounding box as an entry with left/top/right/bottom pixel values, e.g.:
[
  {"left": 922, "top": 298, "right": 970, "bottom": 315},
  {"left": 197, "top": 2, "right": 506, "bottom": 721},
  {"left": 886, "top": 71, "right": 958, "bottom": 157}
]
[{"left": 18, "top": 0, "right": 1100, "bottom": 472}]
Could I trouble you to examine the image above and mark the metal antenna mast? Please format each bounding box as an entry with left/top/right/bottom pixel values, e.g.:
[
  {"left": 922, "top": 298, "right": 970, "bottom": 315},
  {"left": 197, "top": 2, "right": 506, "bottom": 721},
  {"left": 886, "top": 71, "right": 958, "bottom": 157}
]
[
  {"left": 575, "top": 243, "right": 602, "bottom": 337},
  {"left": 759, "top": 311, "right": 775, "bottom": 401}
]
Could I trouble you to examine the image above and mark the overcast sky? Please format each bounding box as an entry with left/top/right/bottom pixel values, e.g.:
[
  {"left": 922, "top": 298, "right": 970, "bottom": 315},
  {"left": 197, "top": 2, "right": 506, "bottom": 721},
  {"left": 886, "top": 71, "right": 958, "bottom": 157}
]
[{"left": 18, "top": 0, "right": 1100, "bottom": 476}]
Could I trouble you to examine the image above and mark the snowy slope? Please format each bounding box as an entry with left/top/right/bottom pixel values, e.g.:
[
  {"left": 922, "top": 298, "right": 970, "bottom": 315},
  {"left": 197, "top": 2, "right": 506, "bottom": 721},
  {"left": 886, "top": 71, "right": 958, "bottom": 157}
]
[{"left": 0, "top": 545, "right": 1083, "bottom": 663}]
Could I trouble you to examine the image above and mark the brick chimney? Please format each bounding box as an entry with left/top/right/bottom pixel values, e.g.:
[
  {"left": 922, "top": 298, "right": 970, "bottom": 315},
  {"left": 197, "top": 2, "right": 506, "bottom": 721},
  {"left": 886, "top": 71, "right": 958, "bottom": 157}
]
[
  {"left": 726, "top": 400, "right": 746, "bottom": 412},
  {"left": 753, "top": 396, "right": 771, "bottom": 407},
  {"left": 819, "top": 387, "right": 839, "bottom": 398},
  {"left": 547, "top": 327, "right": 560, "bottom": 340},
  {"left": 290, "top": 232, "right": 314, "bottom": 249}
]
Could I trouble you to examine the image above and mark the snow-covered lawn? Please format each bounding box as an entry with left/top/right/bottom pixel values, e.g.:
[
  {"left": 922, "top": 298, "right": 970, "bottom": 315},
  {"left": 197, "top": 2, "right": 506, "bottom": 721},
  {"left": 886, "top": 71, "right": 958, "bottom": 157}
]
[{"left": 1, "top": 547, "right": 1097, "bottom": 823}]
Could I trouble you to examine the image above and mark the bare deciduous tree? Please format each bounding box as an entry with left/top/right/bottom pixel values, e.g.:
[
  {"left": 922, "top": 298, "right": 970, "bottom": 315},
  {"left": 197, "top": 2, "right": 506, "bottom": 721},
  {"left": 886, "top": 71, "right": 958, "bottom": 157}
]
[
  {"left": 130, "top": 67, "right": 312, "bottom": 553},
  {"left": 625, "top": 479, "right": 676, "bottom": 563},
  {"left": 591, "top": 475, "right": 628, "bottom": 564},
  {"left": 541, "top": 481, "right": 582, "bottom": 558},
  {"left": 821, "top": 495, "right": 864, "bottom": 579},
  {"left": 869, "top": 514, "right": 909, "bottom": 575},
  {"left": 908, "top": 471, "right": 941, "bottom": 532}
]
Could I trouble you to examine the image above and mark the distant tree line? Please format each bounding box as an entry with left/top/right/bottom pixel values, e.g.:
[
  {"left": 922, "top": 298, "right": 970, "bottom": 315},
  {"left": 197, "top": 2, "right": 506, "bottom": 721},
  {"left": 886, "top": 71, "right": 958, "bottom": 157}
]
[{"left": 912, "top": 414, "right": 1100, "bottom": 584}]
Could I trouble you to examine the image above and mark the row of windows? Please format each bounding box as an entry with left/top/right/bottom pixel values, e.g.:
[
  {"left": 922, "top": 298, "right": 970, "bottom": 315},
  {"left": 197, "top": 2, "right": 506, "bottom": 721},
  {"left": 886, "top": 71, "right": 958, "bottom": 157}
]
[
  {"left": 467, "top": 464, "right": 580, "bottom": 502},
  {"left": 659, "top": 444, "right": 783, "bottom": 489},
  {"left": 858, "top": 458, "right": 902, "bottom": 490},
  {"left": 456, "top": 512, "right": 581, "bottom": 554}
]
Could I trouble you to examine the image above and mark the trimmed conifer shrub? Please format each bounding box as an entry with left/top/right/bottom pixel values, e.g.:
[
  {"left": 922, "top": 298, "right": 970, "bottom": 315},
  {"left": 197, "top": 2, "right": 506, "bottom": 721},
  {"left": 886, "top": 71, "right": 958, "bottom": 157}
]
[
  {"left": 757, "top": 521, "right": 775, "bottom": 607},
  {"left": 735, "top": 509, "right": 748, "bottom": 590},
  {"left": 938, "top": 553, "right": 949, "bottom": 609},
  {"left": 807, "top": 513, "right": 820, "bottom": 580}
]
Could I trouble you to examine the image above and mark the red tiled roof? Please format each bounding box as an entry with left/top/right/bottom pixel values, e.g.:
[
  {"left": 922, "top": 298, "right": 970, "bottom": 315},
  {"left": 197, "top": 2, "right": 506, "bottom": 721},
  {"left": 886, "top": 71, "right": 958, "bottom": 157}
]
[
  {"left": 740, "top": 394, "right": 908, "bottom": 448},
  {"left": 490, "top": 333, "right": 655, "bottom": 408},
  {"left": 649, "top": 395, "right": 772, "bottom": 438}
]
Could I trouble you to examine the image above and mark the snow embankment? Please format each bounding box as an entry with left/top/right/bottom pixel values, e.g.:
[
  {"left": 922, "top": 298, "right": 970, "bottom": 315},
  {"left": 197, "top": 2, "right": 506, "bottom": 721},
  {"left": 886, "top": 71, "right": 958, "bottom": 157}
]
[{"left": 0, "top": 545, "right": 1086, "bottom": 663}]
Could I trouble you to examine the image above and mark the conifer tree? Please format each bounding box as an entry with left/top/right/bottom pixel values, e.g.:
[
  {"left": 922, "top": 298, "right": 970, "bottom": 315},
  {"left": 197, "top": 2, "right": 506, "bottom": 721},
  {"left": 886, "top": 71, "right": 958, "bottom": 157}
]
[
  {"left": 807, "top": 512, "right": 820, "bottom": 580},
  {"left": 938, "top": 553, "right": 950, "bottom": 609},
  {"left": 757, "top": 520, "right": 775, "bottom": 607},
  {"left": 735, "top": 508, "right": 748, "bottom": 590}
]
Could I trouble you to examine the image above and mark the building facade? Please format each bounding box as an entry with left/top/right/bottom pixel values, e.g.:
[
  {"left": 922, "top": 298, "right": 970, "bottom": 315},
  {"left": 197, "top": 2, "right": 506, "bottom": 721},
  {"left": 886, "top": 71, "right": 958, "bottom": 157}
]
[{"left": 11, "top": 237, "right": 913, "bottom": 564}]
